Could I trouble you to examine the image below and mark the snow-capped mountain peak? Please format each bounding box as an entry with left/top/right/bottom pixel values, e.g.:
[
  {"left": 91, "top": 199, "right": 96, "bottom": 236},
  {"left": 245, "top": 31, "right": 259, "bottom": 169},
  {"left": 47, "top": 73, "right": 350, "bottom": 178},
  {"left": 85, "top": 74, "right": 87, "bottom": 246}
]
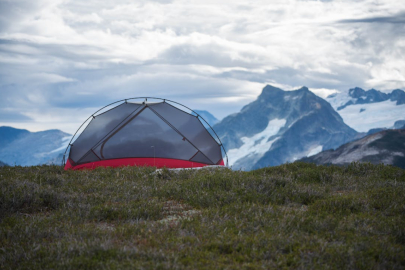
[
  {"left": 214, "top": 85, "right": 357, "bottom": 170},
  {"left": 327, "top": 87, "right": 405, "bottom": 132}
]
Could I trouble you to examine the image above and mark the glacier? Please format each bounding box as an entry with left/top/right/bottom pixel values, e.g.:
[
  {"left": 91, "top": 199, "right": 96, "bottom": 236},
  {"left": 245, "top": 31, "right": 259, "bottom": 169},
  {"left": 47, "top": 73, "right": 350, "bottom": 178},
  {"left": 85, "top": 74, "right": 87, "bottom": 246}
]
[{"left": 228, "top": 118, "right": 286, "bottom": 166}]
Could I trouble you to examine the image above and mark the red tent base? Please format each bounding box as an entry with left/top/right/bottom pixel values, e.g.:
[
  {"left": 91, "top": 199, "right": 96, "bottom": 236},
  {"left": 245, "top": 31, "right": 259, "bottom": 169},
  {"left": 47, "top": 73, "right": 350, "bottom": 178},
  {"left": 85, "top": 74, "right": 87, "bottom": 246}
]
[{"left": 64, "top": 158, "right": 224, "bottom": 170}]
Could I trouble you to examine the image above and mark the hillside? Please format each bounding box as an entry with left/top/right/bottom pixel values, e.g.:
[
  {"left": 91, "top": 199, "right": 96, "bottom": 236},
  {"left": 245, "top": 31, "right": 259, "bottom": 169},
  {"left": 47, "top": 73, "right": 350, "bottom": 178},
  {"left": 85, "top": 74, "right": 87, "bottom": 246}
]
[
  {"left": 1, "top": 163, "right": 404, "bottom": 269},
  {"left": 214, "top": 85, "right": 357, "bottom": 170},
  {"left": 302, "top": 129, "right": 405, "bottom": 169}
]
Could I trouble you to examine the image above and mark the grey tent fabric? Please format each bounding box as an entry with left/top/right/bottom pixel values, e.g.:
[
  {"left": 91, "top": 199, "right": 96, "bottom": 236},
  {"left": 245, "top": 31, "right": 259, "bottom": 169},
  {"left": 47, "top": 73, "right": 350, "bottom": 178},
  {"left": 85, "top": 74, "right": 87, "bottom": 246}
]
[
  {"left": 149, "top": 102, "right": 222, "bottom": 164},
  {"left": 190, "top": 151, "right": 213, "bottom": 164},
  {"left": 70, "top": 103, "right": 143, "bottom": 163},
  {"left": 68, "top": 101, "right": 223, "bottom": 166},
  {"left": 79, "top": 150, "right": 100, "bottom": 164},
  {"left": 97, "top": 107, "right": 198, "bottom": 160}
]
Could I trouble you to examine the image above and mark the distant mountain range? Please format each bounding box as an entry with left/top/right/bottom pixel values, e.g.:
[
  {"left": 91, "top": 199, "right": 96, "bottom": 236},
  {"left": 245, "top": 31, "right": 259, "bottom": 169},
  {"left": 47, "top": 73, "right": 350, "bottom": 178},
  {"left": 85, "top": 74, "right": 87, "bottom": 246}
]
[
  {"left": 0, "top": 160, "right": 8, "bottom": 167},
  {"left": 0, "top": 126, "right": 70, "bottom": 166},
  {"left": 326, "top": 87, "right": 405, "bottom": 132},
  {"left": 214, "top": 85, "right": 358, "bottom": 170},
  {"left": 1, "top": 85, "right": 404, "bottom": 170},
  {"left": 330, "top": 87, "right": 405, "bottom": 110},
  {"left": 301, "top": 129, "right": 405, "bottom": 169}
]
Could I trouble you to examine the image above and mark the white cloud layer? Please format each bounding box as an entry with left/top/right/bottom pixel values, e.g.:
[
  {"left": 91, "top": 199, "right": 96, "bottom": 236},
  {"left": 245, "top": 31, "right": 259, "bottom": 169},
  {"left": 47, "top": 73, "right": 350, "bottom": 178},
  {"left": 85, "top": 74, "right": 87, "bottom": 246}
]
[{"left": 0, "top": 0, "right": 404, "bottom": 133}]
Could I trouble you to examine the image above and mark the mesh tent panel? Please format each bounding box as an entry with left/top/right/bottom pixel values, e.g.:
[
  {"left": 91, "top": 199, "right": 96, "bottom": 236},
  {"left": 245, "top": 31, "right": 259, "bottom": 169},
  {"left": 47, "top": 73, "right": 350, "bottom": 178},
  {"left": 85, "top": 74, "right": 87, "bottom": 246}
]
[
  {"left": 70, "top": 103, "right": 142, "bottom": 163},
  {"left": 190, "top": 151, "right": 213, "bottom": 164},
  {"left": 191, "top": 111, "right": 221, "bottom": 145},
  {"left": 149, "top": 102, "right": 222, "bottom": 164},
  {"left": 197, "top": 117, "right": 221, "bottom": 145},
  {"left": 79, "top": 151, "right": 100, "bottom": 164},
  {"left": 96, "top": 107, "right": 201, "bottom": 161}
]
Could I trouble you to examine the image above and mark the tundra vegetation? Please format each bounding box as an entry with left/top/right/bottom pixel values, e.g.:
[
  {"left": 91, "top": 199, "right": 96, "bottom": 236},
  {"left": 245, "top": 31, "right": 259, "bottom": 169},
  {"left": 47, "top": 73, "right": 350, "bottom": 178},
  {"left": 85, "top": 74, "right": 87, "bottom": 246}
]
[{"left": 0, "top": 162, "right": 404, "bottom": 269}]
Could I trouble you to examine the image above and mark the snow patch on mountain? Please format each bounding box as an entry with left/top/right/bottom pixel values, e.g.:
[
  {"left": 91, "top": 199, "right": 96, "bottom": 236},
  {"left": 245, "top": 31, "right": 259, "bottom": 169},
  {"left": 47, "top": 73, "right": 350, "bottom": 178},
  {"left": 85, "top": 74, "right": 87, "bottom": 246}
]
[
  {"left": 327, "top": 87, "right": 405, "bottom": 132},
  {"left": 307, "top": 145, "right": 323, "bottom": 157},
  {"left": 50, "top": 136, "right": 71, "bottom": 153},
  {"left": 228, "top": 118, "right": 286, "bottom": 166},
  {"left": 327, "top": 91, "right": 357, "bottom": 110},
  {"left": 337, "top": 100, "right": 405, "bottom": 132}
]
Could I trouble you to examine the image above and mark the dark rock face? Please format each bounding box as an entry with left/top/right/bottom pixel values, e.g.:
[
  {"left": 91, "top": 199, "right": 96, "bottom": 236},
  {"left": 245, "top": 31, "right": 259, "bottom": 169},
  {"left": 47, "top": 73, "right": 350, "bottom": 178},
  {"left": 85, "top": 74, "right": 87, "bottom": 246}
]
[
  {"left": 301, "top": 129, "right": 405, "bottom": 169},
  {"left": 362, "top": 89, "right": 389, "bottom": 103},
  {"left": 337, "top": 87, "right": 405, "bottom": 110},
  {"left": 391, "top": 90, "right": 405, "bottom": 105},
  {"left": 214, "top": 85, "right": 358, "bottom": 170},
  {"left": 349, "top": 87, "right": 367, "bottom": 98},
  {"left": 0, "top": 126, "right": 70, "bottom": 166}
]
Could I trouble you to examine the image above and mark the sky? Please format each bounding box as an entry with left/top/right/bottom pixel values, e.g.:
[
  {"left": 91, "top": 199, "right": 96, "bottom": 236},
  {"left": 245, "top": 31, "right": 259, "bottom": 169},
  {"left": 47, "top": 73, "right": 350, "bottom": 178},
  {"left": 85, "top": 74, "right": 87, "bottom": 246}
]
[{"left": 0, "top": 0, "right": 404, "bottom": 133}]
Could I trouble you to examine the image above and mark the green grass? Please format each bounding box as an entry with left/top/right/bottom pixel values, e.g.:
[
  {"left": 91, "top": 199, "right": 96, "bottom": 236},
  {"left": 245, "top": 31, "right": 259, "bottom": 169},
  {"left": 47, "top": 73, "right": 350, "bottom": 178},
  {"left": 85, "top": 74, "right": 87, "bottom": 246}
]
[{"left": 1, "top": 162, "right": 405, "bottom": 269}]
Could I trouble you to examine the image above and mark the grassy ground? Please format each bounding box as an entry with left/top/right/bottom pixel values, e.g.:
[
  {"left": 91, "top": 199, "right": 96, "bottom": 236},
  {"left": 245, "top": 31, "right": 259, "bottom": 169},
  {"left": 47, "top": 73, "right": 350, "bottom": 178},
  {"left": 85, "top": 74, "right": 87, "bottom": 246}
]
[{"left": 1, "top": 162, "right": 405, "bottom": 269}]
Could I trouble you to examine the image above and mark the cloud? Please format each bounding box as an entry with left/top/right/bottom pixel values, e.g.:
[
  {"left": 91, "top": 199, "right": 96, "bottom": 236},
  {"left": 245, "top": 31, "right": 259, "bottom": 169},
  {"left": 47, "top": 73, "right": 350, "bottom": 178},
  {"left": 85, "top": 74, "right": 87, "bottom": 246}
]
[
  {"left": 309, "top": 88, "right": 339, "bottom": 99},
  {"left": 0, "top": 0, "right": 404, "bottom": 132},
  {"left": 0, "top": 110, "right": 33, "bottom": 122},
  {"left": 337, "top": 12, "right": 405, "bottom": 24},
  {"left": 29, "top": 73, "right": 76, "bottom": 84}
]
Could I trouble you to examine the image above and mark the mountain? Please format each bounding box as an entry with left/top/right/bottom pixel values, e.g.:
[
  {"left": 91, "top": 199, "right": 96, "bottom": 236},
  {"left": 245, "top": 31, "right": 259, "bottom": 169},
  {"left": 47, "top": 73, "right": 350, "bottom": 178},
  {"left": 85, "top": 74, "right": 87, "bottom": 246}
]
[
  {"left": 214, "top": 85, "right": 358, "bottom": 170},
  {"left": 326, "top": 87, "right": 405, "bottom": 132},
  {"left": 0, "top": 126, "right": 71, "bottom": 166},
  {"left": 301, "top": 129, "right": 405, "bottom": 169},
  {"left": 0, "top": 160, "right": 8, "bottom": 167},
  {"left": 193, "top": 110, "right": 219, "bottom": 126},
  {"left": 0, "top": 126, "right": 30, "bottom": 146},
  {"left": 331, "top": 87, "right": 405, "bottom": 110},
  {"left": 364, "top": 119, "right": 405, "bottom": 136},
  {"left": 394, "top": 120, "right": 405, "bottom": 129}
]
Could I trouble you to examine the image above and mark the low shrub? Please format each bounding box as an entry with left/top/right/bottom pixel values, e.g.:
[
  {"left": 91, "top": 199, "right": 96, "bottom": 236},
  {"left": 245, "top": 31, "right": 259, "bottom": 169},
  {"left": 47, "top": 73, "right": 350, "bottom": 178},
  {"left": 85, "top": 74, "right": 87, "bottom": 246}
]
[{"left": 0, "top": 162, "right": 404, "bottom": 269}]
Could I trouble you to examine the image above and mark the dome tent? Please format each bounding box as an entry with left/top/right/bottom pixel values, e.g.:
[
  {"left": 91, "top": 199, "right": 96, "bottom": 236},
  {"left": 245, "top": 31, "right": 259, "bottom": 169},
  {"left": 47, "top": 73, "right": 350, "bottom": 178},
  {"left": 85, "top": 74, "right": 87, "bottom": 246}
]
[{"left": 63, "top": 98, "right": 227, "bottom": 170}]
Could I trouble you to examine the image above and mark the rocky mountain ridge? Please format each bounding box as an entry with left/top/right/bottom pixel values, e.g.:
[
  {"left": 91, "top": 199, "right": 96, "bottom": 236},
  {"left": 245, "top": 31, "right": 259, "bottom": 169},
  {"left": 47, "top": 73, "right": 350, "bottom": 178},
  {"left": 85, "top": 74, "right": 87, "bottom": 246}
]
[
  {"left": 301, "top": 129, "right": 405, "bottom": 169},
  {"left": 329, "top": 87, "right": 405, "bottom": 110},
  {"left": 214, "top": 85, "right": 358, "bottom": 170},
  {"left": 326, "top": 87, "right": 405, "bottom": 132}
]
